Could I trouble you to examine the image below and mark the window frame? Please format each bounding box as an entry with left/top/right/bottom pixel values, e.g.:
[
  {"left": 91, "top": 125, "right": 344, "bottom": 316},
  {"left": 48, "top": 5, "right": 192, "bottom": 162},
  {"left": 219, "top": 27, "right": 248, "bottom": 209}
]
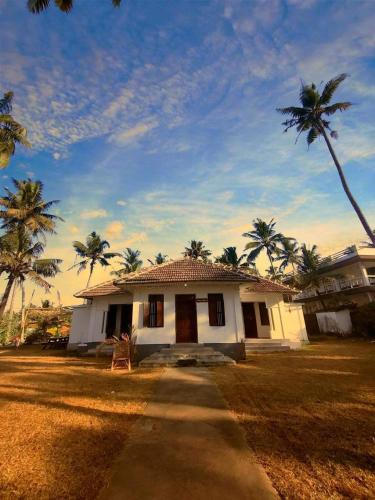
[
  {"left": 258, "top": 302, "right": 270, "bottom": 326},
  {"left": 208, "top": 293, "right": 226, "bottom": 327},
  {"left": 146, "top": 294, "right": 164, "bottom": 328}
]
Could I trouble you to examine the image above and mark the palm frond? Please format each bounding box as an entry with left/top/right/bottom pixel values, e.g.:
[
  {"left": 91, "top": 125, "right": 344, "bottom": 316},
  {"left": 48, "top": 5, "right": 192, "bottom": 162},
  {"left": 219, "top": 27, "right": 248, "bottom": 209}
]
[
  {"left": 307, "top": 126, "right": 320, "bottom": 145},
  {"left": 55, "top": 0, "right": 73, "bottom": 12},
  {"left": 28, "top": 0, "right": 51, "bottom": 13},
  {"left": 323, "top": 102, "right": 352, "bottom": 115},
  {"left": 319, "top": 73, "right": 348, "bottom": 105}
]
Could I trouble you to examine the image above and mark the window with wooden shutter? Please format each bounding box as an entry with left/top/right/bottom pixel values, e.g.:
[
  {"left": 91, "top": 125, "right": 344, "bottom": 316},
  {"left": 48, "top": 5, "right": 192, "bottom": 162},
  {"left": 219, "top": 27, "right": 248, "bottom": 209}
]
[
  {"left": 147, "top": 295, "right": 164, "bottom": 328},
  {"left": 208, "top": 294, "right": 225, "bottom": 326},
  {"left": 143, "top": 302, "right": 150, "bottom": 328},
  {"left": 259, "top": 302, "right": 270, "bottom": 326}
]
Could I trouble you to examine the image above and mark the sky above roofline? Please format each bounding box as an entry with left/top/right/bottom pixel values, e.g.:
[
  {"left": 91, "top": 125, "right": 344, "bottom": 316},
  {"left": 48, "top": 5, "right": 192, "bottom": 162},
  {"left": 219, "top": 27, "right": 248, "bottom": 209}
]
[{"left": 0, "top": 0, "right": 374, "bottom": 306}]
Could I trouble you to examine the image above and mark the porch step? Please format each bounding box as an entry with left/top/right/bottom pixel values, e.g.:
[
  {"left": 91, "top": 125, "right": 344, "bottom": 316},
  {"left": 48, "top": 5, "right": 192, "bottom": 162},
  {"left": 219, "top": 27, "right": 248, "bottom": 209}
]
[
  {"left": 244, "top": 339, "right": 292, "bottom": 355},
  {"left": 139, "top": 344, "right": 235, "bottom": 367}
]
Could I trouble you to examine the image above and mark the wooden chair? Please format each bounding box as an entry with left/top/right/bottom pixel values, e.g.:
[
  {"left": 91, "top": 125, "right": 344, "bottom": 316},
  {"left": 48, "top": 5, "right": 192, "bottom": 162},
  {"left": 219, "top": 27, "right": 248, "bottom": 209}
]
[{"left": 111, "top": 335, "right": 133, "bottom": 371}]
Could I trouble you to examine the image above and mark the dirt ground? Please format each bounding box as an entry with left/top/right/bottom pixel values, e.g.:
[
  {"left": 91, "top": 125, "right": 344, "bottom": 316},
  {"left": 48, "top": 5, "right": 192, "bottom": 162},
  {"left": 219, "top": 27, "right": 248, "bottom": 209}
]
[
  {"left": 214, "top": 339, "right": 375, "bottom": 499},
  {"left": 0, "top": 346, "right": 161, "bottom": 499}
]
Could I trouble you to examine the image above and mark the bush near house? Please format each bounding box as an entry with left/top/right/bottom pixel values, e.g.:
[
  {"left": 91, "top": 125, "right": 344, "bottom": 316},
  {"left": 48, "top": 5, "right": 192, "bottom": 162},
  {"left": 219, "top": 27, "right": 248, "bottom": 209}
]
[{"left": 351, "top": 302, "right": 375, "bottom": 338}]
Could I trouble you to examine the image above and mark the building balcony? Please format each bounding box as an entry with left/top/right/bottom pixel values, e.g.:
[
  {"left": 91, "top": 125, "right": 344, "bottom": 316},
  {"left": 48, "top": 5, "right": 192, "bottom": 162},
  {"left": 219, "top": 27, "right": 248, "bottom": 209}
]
[{"left": 295, "top": 275, "right": 375, "bottom": 301}]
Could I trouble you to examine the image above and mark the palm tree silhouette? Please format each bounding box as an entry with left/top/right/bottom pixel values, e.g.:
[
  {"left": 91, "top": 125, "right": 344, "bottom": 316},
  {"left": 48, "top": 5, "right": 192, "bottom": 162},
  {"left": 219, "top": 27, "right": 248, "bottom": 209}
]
[{"left": 277, "top": 74, "right": 374, "bottom": 245}]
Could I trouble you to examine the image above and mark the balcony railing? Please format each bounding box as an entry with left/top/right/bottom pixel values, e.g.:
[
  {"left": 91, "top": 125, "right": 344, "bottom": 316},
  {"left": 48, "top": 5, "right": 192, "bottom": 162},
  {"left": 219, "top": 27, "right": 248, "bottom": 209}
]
[{"left": 296, "top": 276, "right": 373, "bottom": 300}]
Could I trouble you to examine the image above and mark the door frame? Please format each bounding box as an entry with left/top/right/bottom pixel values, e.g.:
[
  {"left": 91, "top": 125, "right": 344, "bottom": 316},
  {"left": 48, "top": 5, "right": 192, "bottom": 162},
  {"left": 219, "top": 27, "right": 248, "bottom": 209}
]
[
  {"left": 175, "top": 294, "right": 198, "bottom": 343},
  {"left": 241, "top": 301, "right": 258, "bottom": 338}
]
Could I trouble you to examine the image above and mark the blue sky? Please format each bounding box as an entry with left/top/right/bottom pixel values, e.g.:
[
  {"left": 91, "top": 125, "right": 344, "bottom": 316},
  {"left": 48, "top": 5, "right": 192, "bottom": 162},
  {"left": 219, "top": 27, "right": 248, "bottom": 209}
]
[{"left": 0, "top": 0, "right": 374, "bottom": 304}]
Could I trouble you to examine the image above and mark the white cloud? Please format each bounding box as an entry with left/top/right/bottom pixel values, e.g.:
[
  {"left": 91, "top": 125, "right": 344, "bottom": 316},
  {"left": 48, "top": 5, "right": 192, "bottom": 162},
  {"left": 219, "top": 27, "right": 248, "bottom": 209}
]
[
  {"left": 105, "top": 220, "right": 124, "bottom": 239},
  {"left": 68, "top": 225, "right": 80, "bottom": 235},
  {"left": 26, "top": 171, "right": 34, "bottom": 177},
  {"left": 116, "top": 200, "right": 127, "bottom": 206},
  {"left": 53, "top": 152, "right": 61, "bottom": 160},
  {"left": 109, "top": 120, "right": 158, "bottom": 145},
  {"left": 80, "top": 208, "right": 108, "bottom": 219}
]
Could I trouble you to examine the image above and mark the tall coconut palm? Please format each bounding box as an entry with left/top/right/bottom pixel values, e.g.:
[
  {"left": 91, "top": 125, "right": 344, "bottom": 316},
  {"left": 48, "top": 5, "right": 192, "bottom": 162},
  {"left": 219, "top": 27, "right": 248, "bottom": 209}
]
[
  {"left": 243, "top": 219, "right": 288, "bottom": 275},
  {"left": 0, "top": 92, "right": 31, "bottom": 169},
  {"left": 0, "top": 229, "right": 61, "bottom": 317},
  {"left": 275, "top": 239, "right": 300, "bottom": 274},
  {"left": 296, "top": 243, "right": 326, "bottom": 310},
  {"left": 183, "top": 240, "right": 212, "bottom": 261},
  {"left": 147, "top": 252, "right": 168, "bottom": 266},
  {"left": 28, "top": 0, "right": 121, "bottom": 13},
  {"left": 112, "top": 248, "right": 143, "bottom": 275},
  {"left": 215, "top": 247, "right": 247, "bottom": 268},
  {"left": 70, "top": 232, "right": 119, "bottom": 288},
  {"left": 0, "top": 178, "right": 63, "bottom": 239},
  {"left": 277, "top": 74, "right": 375, "bottom": 246}
]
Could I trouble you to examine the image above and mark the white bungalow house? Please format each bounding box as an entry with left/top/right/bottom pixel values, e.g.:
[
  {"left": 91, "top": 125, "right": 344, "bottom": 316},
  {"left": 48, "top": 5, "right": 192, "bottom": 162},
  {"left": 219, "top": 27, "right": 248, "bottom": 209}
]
[{"left": 68, "top": 258, "right": 308, "bottom": 363}]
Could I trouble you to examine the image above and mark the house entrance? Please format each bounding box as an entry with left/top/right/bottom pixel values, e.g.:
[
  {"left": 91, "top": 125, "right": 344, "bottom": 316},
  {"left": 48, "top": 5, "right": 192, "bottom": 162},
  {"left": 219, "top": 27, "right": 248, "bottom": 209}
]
[{"left": 175, "top": 294, "right": 198, "bottom": 343}]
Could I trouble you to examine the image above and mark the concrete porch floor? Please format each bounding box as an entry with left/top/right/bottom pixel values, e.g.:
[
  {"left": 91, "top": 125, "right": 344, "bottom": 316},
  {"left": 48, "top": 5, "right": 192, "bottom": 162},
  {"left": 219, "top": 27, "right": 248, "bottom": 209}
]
[{"left": 99, "top": 367, "right": 277, "bottom": 500}]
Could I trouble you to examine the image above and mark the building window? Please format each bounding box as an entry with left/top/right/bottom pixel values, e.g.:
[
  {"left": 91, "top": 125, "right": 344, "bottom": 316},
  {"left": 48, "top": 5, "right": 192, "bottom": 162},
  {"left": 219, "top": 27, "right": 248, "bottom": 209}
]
[
  {"left": 259, "top": 302, "right": 270, "bottom": 326},
  {"left": 208, "top": 294, "right": 225, "bottom": 326},
  {"left": 144, "top": 295, "right": 164, "bottom": 328}
]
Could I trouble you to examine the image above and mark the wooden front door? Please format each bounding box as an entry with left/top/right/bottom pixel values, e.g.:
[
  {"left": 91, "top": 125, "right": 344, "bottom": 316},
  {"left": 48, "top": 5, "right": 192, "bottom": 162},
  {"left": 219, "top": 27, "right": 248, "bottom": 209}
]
[
  {"left": 175, "top": 294, "right": 198, "bottom": 343},
  {"left": 242, "top": 302, "right": 258, "bottom": 338}
]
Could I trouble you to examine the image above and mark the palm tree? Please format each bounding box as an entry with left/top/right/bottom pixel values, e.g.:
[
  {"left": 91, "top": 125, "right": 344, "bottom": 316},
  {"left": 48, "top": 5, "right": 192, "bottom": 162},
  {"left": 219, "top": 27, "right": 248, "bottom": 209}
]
[
  {"left": 0, "top": 229, "right": 61, "bottom": 317},
  {"left": 265, "top": 265, "right": 284, "bottom": 282},
  {"left": 147, "top": 252, "right": 168, "bottom": 266},
  {"left": 277, "top": 74, "right": 375, "bottom": 246},
  {"left": 296, "top": 243, "right": 326, "bottom": 310},
  {"left": 0, "top": 92, "right": 31, "bottom": 169},
  {"left": 215, "top": 247, "right": 247, "bottom": 268},
  {"left": 243, "top": 219, "right": 288, "bottom": 275},
  {"left": 70, "top": 232, "right": 119, "bottom": 288},
  {"left": 183, "top": 240, "right": 212, "bottom": 261},
  {"left": 28, "top": 0, "right": 121, "bottom": 13},
  {"left": 275, "top": 239, "right": 300, "bottom": 274},
  {"left": 0, "top": 178, "right": 63, "bottom": 239},
  {"left": 112, "top": 248, "right": 143, "bottom": 276}
]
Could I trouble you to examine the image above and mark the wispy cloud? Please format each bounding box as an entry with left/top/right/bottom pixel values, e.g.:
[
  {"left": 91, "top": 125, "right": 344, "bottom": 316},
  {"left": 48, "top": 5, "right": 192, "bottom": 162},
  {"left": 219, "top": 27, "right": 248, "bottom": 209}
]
[{"left": 80, "top": 209, "right": 108, "bottom": 219}]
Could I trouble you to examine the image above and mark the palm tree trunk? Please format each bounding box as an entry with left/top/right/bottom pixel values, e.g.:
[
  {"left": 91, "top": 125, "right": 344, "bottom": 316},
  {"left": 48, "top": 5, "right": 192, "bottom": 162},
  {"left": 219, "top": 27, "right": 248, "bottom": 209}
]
[
  {"left": 267, "top": 248, "right": 276, "bottom": 276},
  {"left": 6, "top": 279, "right": 18, "bottom": 340},
  {"left": 86, "top": 262, "right": 94, "bottom": 288},
  {"left": 20, "top": 281, "right": 26, "bottom": 343},
  {"left": 0, "top": 275, "right": 15, "bottom": 317},
  {"left": 319, "top": 124, "right": 375, "bottom": 245}
]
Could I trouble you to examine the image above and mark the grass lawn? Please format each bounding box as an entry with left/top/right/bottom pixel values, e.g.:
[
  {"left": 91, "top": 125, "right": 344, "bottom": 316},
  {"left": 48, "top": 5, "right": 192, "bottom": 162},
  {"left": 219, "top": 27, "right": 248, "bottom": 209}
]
[
  {"left": 214, "top": 339, "right": 375, "bottom": 499},
  {"left": 0, "top": 346, "right": 161, "bottom": 499}
]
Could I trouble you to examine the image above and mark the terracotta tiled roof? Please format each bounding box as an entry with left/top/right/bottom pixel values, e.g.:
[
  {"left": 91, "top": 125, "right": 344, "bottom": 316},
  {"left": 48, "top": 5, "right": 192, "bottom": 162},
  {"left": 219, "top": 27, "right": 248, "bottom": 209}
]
[
  {"left": 243, "top": 278, "right": 298, "bottom": 294},
  {"left": 116, "top": 258, "right": 257, "bottom": 285},
  {"left": 74, "top": 259, "right": 297, "bottom": 298},
  {"left": 75, "top": 280, "right": 123, "bottom": 298}
]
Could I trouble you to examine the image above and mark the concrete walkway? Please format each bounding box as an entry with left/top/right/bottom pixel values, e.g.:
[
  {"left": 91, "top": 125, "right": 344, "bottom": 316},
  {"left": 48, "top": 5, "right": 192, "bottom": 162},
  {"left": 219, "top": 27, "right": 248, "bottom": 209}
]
[{"left": 99, "top": 367, "right": 278, "bottom": 500}]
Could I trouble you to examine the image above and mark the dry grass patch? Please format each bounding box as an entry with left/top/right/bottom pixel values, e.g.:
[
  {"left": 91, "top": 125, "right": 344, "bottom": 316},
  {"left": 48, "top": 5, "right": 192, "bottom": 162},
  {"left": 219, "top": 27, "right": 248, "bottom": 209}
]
[
  {"left": 0, "top": 346, "right": 161, "bottom": 499},
  {"left": 214, "top": 339, "right": 375, "bottom": 499}
]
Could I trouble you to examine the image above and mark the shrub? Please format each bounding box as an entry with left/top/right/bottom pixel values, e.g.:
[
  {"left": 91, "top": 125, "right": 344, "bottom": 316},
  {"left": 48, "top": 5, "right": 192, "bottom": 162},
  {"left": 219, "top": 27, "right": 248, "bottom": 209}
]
[
  {"left": 0, "top": 313, "right": 21, "bottom": 345},
  {"left": 351, "top": 302, "right": 375, "bottom": 338}
]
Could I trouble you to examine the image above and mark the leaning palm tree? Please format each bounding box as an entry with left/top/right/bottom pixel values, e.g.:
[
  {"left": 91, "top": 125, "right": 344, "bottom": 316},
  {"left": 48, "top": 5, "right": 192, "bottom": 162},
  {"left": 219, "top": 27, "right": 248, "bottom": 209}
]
[
  {"left": 28, "top": 0, "right": 121, "bottom": 13},
  {"left": 275, "top": 239, "right": 300, "bottom": 274},
  {"left": 277, "top": 74, "right": 375, "bottom": 246},
  {"left": 112, "top": 248, "right": 143, "bottom": 276},
  {"left": 0, "top": 229, "right": 61, "bottom": 317},
  {"left": 0, "top": 178, "right": 63, "bottom": 239},
  {"left": 243, "top": 219, "right": 288, "bottom": 275},
  {"left": 0, "top": 92, "right": 31, "bottom": 169},
  {"left": 215, "top": 247, "right": 247, "bottom": 268},
  {"left": 70, "top": 232, "right": 119, "bottom": 288},
  {"left": 147, "top": 252, "right": 168, "bottom": 266},
  {"left": 183, "top": 240, "right": 212, "bottom": 261}
]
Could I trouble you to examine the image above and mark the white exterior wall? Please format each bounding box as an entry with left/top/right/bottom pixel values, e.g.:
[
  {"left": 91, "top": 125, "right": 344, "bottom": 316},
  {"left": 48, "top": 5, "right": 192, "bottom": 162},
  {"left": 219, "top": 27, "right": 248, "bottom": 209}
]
[
  {"left": 239, "top": 289, "right": 308, "bottom": 345},
  {"left": 316, "top": 310, "right": 352, "bottom": 335},
  {"left": 69, "top": 305, "right": 91, "bottom": 344},
  {"left": 69, "top": 285, "right": 244, "bottom": 345},
  {"left": 132, "top": 283, "right": 243, "bottom": 345},
  {"left": 69, "top": 284, "right": 308, "bottom": 347}
]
